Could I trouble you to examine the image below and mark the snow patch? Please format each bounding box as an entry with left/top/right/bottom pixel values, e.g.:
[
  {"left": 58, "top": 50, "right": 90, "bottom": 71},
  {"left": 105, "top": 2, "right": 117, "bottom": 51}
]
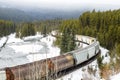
[
  {"left": 0, "top": 37, "right": 7, "bottom": 47},
  {"left": 9, "top": 43, "right": 43, "bottom": 54},
  {"left": 8, "top": 34, "right": 60, "bottom": 62},
  {"left": 0, "top": 46, "right": 29, "bottom": 69},
  {"left": 100, "top": 47, "right": 110, "bottom": 64},
  {"left": 7, "top": 33, "right": 23, "bottom": 43},
  {"left": 110, "top": 73, "right": 120, "bottom": 80}
]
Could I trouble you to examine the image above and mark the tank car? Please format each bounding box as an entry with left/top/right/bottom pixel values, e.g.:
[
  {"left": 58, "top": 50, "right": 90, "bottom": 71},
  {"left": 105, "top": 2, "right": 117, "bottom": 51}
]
[
  {"left": 0, "top": 54, "right": 74, "bottom": 80},
  {"left": 0, "top": 59, "right": 53, "bottom": 80},
  {"left": 50, "top": 54, "right": 74, "bottom": 74}
]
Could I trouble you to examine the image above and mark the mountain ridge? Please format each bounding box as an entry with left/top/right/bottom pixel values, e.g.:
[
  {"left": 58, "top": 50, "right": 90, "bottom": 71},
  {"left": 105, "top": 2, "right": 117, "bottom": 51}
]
[{"left": 0, "top": 7, "right": 85, "bottom": 22}]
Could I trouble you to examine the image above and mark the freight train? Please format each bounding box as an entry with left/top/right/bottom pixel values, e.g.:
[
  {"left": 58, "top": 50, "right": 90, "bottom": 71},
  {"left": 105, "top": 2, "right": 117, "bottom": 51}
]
[{"left": 0, "top": 37, "right": 100, "bottom": 80}]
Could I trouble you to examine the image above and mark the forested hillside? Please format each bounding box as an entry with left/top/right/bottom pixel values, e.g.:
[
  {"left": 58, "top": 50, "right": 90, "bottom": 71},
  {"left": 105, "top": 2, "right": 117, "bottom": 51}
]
[
  {"left": 16, "top": 23, "right": 36, "bottom": 38},
  {"left": 14, "top": 19, "right": 63, "bottom": 39},
  {"left": 79, "top": 9, "right": 120, "bottom": 50},
  {"left": 56, "top": 9, "right": 120, "bottom": 52},
  {"left": 0, "top": 20, "right": 16, "bottom": 37}
]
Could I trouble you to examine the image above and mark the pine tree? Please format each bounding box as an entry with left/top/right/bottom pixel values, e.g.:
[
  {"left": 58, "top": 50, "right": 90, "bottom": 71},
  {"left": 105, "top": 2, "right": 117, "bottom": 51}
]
[
  {"left": 42, "top": 26, "right": 47, "bottom": 37},
  {"left": 19, "top": 23, "right": 36, "bottom": 38},
  {"left": 60, "top": 27, "right": 69, "bottom": 53},
  {"left": 68, "top": 27, "right": 76, "bottom": 51},
  {"left": 60, "top": 21, "right": 76, "bottom": 53}
]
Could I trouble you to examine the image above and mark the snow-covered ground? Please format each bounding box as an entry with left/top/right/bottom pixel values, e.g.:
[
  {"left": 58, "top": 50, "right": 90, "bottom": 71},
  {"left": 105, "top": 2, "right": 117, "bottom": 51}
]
[
  {"left": 0, "top": 33, "right": 61, "bottom": 69},
  {"left": 0, "top": 37, "right": 7, "bottom": 47},
  {"left": 100, "top": 47, "right": 110, "bottom": 64},
  {"left": 110, "top": 73, "right": 120, "bottom": 80},
  {"left": 0, "top": 33, "right": 111, "bottom": 80},
  {"left": 0, "top": 34, "right": 50, "bottom": 68}
]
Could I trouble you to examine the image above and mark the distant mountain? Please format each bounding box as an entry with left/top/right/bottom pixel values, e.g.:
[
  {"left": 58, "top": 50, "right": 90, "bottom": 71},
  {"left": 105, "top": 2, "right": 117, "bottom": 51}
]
[
  {"left": 0, "top": 7, "right": 35, "bottom": 22},
  {"left": 25, "top": 8, "right": 84, "bottom": 20},
  {"left": 0, "top": 7, "right": 85, "bottom": 22}
]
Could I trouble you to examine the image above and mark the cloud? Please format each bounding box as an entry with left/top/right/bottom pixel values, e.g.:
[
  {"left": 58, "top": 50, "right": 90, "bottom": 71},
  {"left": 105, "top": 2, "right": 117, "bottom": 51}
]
[{"left": 0, "top": 0, "right": 120, "bottom": 10}]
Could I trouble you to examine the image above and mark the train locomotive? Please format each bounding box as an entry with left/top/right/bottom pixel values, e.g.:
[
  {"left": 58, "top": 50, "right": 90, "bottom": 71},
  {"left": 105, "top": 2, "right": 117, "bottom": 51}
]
[{"left": 0, "top": 38, "right": 100, "bottom": 80}]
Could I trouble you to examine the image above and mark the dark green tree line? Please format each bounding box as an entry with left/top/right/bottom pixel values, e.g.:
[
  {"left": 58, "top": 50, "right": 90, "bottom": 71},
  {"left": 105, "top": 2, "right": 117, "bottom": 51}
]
[
  {"left": 0, "top": 20, "right": 16, "bottom": 37},
  {"left": 16, "top": 23, "right": 36, "bottom": 38}
]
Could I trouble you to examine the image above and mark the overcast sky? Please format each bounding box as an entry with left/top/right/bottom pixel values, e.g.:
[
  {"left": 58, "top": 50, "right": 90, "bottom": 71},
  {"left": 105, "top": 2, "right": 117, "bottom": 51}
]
[{"left": 0, "top": 0, "right": 120, "bottom": 10}]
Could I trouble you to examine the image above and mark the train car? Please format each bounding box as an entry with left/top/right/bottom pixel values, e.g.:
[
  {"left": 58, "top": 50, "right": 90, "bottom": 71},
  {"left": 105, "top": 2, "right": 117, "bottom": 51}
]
[
  {"left": 88, "top": 41, "right": 100, "bottom": 58},
  {"left": 87, "top": 46, "right": 95, "bottom": 58},
  {"left": 87, "top": 41, "right": 98, "bottom": 58},
  {"left": 0, "top": 54, "right": 74, "bottom": 80},
  {"left": 6, "top": 59, "right": 48, "bottom": 80},
  {"left": 0, "top": 59, "right": 53, "bottom": 80},
  {"left": 50, "top": 54, "right": 74, "bottom": 74},
  {"left": 95, "top": 41, "right": 100, "bottom": 54},
  {"left": 71, "top": 48, "right": 88, "bottom": 65},
  {"left": 71, "top": 41, "right": 100, "bottom": 65}
]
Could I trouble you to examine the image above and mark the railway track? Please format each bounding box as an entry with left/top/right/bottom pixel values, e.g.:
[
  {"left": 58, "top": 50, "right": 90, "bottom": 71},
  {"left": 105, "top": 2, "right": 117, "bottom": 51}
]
[{"left": 48, "top": 50, "right": 101, "bottom": 80}]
